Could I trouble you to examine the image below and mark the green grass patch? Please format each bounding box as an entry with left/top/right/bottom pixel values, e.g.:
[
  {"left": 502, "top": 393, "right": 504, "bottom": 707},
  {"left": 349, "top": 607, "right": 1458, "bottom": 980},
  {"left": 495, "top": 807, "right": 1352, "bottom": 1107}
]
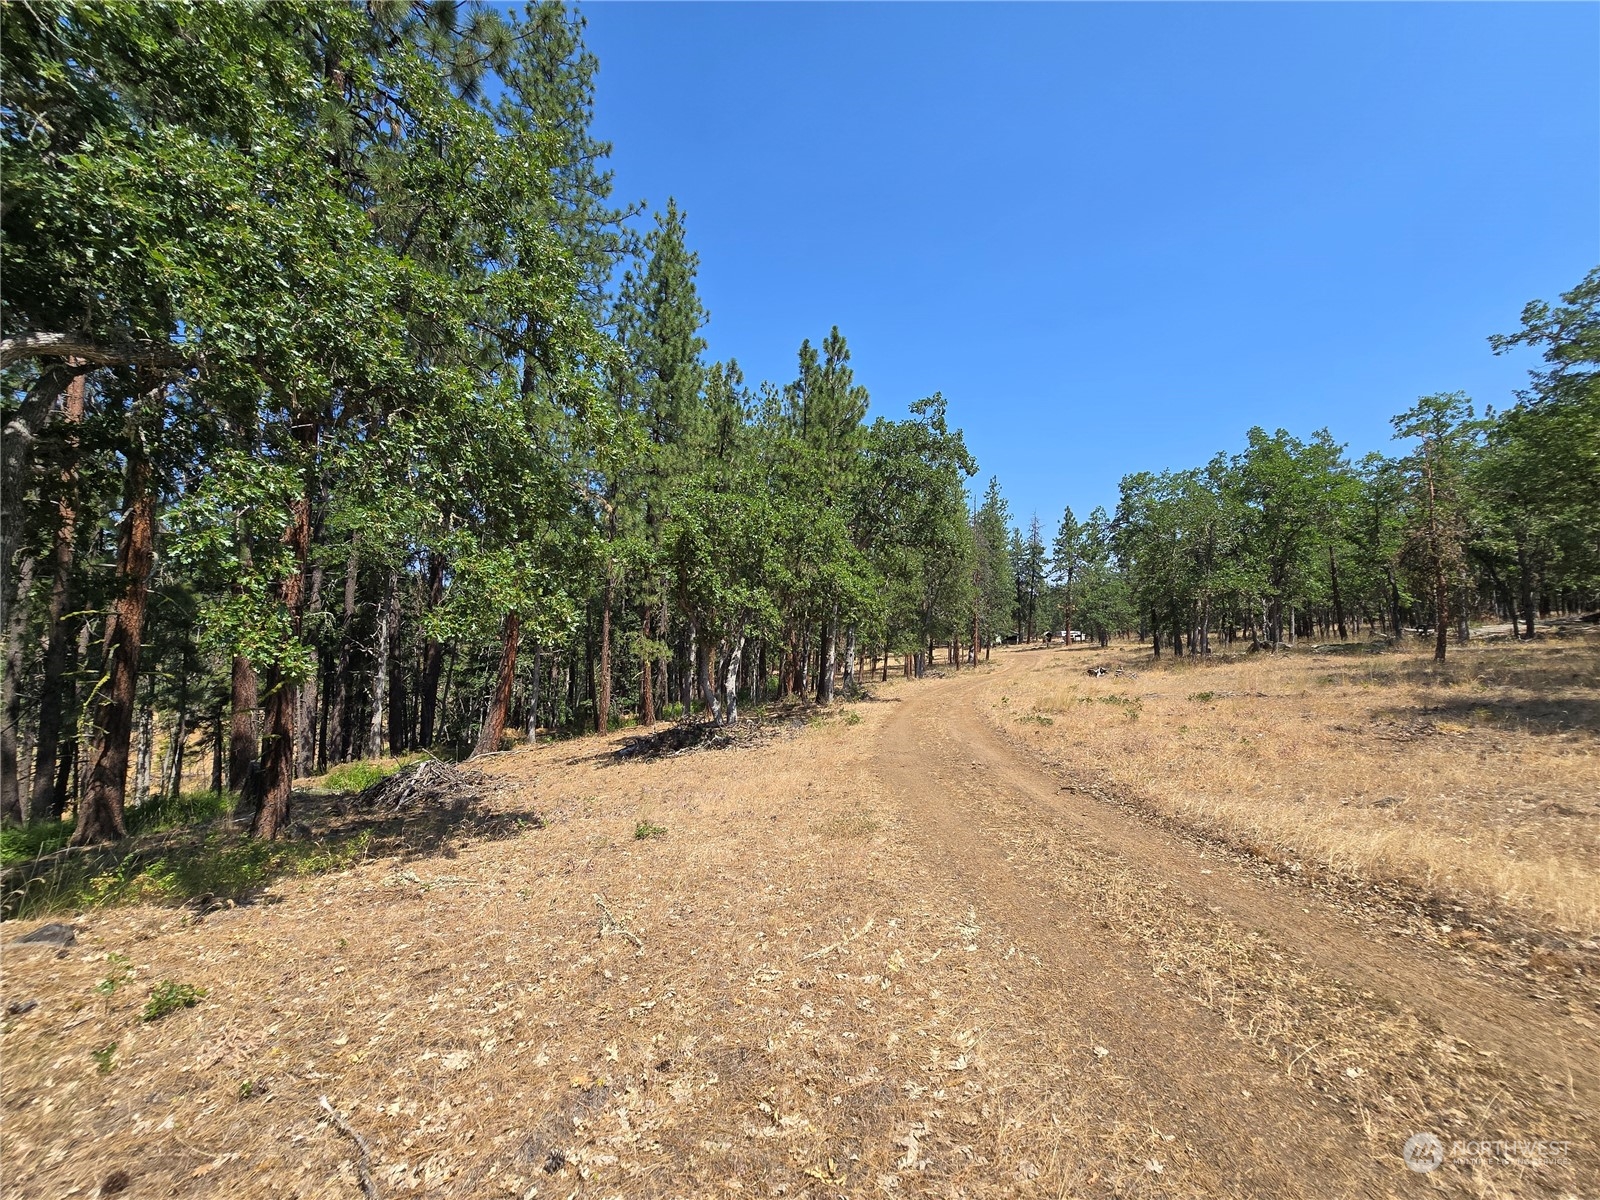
[
  {"left": 142, "top": 980, "right": 205, "bottom": 1022},
  {"left": 634, "top": 820, "right": 667, "bottom": 841},
  {"left": 4, "top": 826, "right": 378, "bottom": 919},
  {"left": 315, "top": 758, "right": 409, "bottom": 794},
  {"left": 1188, "top": 691, "right": 1216, "bottom": 703},
  {"left": 0, "top": 820, "right": 73, "bottom": 867}
]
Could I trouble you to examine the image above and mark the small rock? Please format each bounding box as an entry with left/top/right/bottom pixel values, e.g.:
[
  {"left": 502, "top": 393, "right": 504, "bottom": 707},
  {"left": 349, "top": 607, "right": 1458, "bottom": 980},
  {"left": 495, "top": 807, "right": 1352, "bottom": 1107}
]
[
  {"left": 6, "top": 999, "right": 38, "bottom": 1016},
  {"left": 13, "top": 922, "right": 75, "bottom": 947}
]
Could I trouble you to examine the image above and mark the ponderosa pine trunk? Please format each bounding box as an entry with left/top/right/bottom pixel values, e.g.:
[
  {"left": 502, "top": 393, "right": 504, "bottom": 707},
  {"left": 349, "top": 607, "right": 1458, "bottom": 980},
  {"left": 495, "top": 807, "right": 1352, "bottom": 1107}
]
[
  {"left": 72, "top": 412, "right": 157, "bottom": 845},
  {"left": 229, "top": 654, "right": 257, "bottom": 790},
  {"left": 475, "top": 611, "right": 519, "bottom": 755},
  {"left": 29, "top": 370, "right": 86, "bottom": 821},
  {"left": 252, "top": 472, "right": 312, "bottom": 842}
]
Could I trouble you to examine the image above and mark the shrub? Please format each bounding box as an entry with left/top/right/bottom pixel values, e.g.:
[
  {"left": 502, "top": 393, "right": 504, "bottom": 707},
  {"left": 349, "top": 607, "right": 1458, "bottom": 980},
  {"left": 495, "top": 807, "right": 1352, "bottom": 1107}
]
[{"left": 142, "top": 981, "right": 206, "bottom": 1022}]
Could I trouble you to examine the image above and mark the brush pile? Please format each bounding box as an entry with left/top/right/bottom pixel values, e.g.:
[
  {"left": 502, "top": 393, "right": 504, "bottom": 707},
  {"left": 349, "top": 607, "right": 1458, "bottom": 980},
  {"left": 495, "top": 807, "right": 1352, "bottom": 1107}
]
[{"left": 354, "top": 759, "right": 487, "bottom": 814}]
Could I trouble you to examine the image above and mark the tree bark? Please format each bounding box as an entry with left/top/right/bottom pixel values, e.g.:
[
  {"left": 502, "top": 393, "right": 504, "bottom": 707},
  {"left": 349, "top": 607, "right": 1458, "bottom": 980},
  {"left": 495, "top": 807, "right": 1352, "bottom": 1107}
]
[
  {"left": 29, "top": 371, "right": 87, "bottom": 821},
  {"left": 252, "top": 463, "right": 313, "bottom": 841},
  {"left": 596, "top": 564, "right": 615, "bottom": 734},
  {"left": 296, "top": 560, "right": 323, "bottom": 773},
  {"left": 328, "top": 535, "right": 360, "bottom": 761},
  {"left": 229, "top": 654, "right": 258, "bottom": 790},
  {"left": 72, "top": 415, "right": 156, "bottom": 845},
  {"left": 1, "top": 555, "right": 35, "bottom": 824},
  {"left": 369, "top": 569, "right": 396, "bottom": 754},
  {"left": 1516, "top": 540, "right": 1536, "bottom": 640},
  {"left": 639, "top": 606, "right": 655, "bottom": 728},
  {"left": 475, "top": 611, "right": 519, "bottom": 755},
  {"left": 721, "top": 633, "right": 745, "bottom": 725},
  {"left": 418, "top": 549, "right": 447, "bottom": 745},
  {"left": 816, "top": 611, "right": 837, "bottom": 705}
]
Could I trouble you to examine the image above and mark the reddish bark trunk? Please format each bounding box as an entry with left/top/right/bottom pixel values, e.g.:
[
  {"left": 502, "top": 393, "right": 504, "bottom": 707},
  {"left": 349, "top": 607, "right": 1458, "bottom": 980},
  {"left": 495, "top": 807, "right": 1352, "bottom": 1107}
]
[
  {"left": 72, "top": 431, "right": 156, "bottom": 845},
  {"left": 252, "top": 480, "right": 312, "bottom": 841},
  {"left": 476, "top": 611, "right": 519, "bottom": 755}
]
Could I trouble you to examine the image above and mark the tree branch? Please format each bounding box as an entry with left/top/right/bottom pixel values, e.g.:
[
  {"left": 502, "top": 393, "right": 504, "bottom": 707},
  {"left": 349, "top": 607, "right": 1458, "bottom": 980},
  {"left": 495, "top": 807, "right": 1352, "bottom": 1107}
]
[{"left": 0, "top": 331, "right": 195, "bottom": 371}]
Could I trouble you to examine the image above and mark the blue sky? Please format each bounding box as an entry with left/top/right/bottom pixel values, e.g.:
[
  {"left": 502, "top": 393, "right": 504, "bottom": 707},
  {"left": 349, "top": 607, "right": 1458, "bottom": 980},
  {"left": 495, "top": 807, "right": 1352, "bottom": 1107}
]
[{"left": 577, "top": 2, "right": 1599, "bottom": 529}]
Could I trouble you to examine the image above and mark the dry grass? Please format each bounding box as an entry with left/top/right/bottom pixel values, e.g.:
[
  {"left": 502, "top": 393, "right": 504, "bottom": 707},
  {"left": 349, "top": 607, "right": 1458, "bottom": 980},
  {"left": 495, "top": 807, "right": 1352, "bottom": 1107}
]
[
  {"left": 989, "top": 629, "right": 1600, "bottom": 934},
  {"left": 1, "top": 693, "right": 1206, "bottom": 1200},
  {"left": 4, "top": 638, "right": 1595, "bottom": 1199}
]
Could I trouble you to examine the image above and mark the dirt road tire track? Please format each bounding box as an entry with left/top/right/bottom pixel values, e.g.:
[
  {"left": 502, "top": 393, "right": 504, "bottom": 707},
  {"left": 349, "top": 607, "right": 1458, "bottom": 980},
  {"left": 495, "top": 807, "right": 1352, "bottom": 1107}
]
[{"left": 872, "top": 654, "right": 1596, "bottom": 1198}]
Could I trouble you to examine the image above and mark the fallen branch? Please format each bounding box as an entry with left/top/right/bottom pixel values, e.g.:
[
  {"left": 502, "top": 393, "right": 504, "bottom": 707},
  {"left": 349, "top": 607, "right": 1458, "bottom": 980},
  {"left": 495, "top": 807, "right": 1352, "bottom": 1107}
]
[
  {"left": 802, "top": 916, "right": 875, "bottom": 961},
  {"left": 318, "top": 1095, "right": 379, "bottom": 1200},
  {"left": 593, "top": 893, "right": 643, "bottom": 949}
]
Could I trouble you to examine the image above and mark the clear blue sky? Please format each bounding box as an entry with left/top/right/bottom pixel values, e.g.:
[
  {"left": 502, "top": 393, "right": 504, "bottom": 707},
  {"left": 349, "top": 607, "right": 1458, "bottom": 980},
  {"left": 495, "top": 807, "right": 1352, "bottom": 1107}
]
[{"left": 576, "top": 2, "right": 1599, "bottom": 528}]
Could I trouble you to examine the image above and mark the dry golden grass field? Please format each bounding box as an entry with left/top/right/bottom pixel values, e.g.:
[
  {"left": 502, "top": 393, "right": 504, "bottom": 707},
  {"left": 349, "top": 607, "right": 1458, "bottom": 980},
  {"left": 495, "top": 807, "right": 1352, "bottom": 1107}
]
[{"left": 2, "top": 630, "right": 1596, "bottom": 1199}]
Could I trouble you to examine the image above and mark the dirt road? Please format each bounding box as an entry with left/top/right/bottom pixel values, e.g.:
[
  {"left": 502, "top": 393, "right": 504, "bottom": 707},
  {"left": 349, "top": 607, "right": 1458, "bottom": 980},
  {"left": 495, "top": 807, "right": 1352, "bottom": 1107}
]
[
  {"left": 6, "top": 649, "right": 1594, "bottom": 1199},
  {"left": 874, "top": 653, "right": 1596, "bottom": 1198}
]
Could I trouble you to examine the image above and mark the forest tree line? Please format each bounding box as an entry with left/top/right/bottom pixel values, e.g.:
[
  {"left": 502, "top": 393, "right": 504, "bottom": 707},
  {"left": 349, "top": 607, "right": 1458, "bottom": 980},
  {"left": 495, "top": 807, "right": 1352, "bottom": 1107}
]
[
  {"left": 3, "top": 3, "right": 1596, "bottom": 852},
  {"left": 1, "top": 1, "right": 996, "bottom": 844},
  {"left": 1013, "top": 269, "right": 1599, "bottom": 661}
]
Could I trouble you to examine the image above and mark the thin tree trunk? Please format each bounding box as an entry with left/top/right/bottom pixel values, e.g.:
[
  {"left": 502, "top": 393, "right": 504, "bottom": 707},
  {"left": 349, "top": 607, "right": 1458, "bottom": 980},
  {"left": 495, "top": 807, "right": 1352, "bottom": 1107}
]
[
  {"left": 721, "top": 633, "right": 745, "bottom": 725},
  {"left": 329, "top": 535, "right": 359, "bottom": 762},
  {"left": 1, "top": 555, "right": 36, "bottom": 824},
  {"left": 816, "top": 611, "right": 837, "bottom": 704},
  {"left": 296, "top": 560, "right": 323, "bottom": 773},
  {"left": 1516, "top": 539, "right": 1536, "bottom": 639},
  {"left": 28, "top": 371, "right": 86, "bottom": 821},
  {"left": 534, "top": 643, "right": 547, "bottom": 748},
  {"left": 841, "top": 623, "right": 857, "bottom": 695},
  {"left": 418, "top": 550, "right": 447, "bottom": 746},
  {"left": 696, "top": 627, "right": 720, "bottom": 724},
  {"left": 476, "top": 612, "right": 519, "bottom": 755},
  {"left": 596, "top": 563, "right": 615, "bottom": 734},
  {"left": 72, "top": 393, "right": 158, "bottom": 844},
  {"left": 165, "top": 663, "right": 189, "bottom": 798},
  {"left": 369, "top": 569, "right": 395, "bottom": 755},
  {"left": 210, "top": 705, "right": 224, "bottom": 793},
  {"left": 132, "top": 706, "right": 154, "bottom": 811},
  {"left": 639, "top": 606, "right": 655, "bottom": 728}
]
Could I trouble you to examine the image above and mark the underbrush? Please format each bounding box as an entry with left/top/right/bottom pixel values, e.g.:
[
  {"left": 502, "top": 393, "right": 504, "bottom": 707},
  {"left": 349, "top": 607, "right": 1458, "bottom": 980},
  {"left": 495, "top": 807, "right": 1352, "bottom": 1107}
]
[
  {"left": 308, "top": 754, "right": 425, "bottom": 794},
  {"left": 0, "top": 790, "right": 235, "bottom": 868},
  {"left": 3, "top": 826, "right": 378, "bottom": 918}
]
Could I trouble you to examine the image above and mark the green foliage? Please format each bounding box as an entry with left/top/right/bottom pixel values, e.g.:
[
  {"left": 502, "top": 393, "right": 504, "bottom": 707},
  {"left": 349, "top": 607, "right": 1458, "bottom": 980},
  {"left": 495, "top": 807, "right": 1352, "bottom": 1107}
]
[
  {"left": 0, "top": 820, "right": 73, "bottom": 866},
  {"left": 315, "top": 759, "right": 411, "bottom": 795},
  {"left": 95, "top": 953, "right": 134, "bottom": 998},
  {"left": 142, "top": 980, "right": 206, "bottom": 1022},
  {"left": 633, "top": 820, "right": 667, "bottom": 840},
  {"left": 92, "top": 1043, "right": 117, "bottom": 1075}
]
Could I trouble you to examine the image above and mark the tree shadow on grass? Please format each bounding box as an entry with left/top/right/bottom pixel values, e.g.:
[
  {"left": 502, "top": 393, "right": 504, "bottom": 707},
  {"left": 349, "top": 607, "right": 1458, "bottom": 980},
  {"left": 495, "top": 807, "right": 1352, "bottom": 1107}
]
[
  {"left": 0, "top": 790, "right": 543, "bottom": 921},
  {"left": 1377, "top": 696, "right": 1600, "bottom": 740}
]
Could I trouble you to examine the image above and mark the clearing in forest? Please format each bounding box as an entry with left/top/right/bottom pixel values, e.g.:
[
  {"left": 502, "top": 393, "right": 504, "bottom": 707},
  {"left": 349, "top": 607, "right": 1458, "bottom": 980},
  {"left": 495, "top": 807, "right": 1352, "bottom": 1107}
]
[{"left": 2, "top": 634, "right": 1596, "bottom": 1199}]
